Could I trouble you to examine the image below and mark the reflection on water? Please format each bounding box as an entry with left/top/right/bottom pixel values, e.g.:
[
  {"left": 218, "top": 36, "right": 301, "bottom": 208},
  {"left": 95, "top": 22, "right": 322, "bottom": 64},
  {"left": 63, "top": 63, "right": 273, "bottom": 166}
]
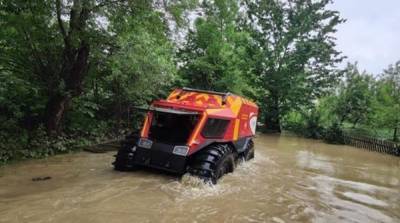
[{"left": 0, "top": 134, "right": 399, "bottom": 223}]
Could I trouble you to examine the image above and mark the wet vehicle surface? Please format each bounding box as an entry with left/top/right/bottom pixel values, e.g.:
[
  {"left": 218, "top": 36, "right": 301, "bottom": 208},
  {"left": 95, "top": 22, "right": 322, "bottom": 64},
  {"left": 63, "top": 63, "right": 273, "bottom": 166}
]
[{"left": 0, "top": 134, "right": 399, "bottom": 223}]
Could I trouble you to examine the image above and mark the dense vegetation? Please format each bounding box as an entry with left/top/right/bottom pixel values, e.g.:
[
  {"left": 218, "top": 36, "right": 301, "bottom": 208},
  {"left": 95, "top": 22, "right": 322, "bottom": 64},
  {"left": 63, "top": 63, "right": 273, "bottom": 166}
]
[
  {"left": 284, "top": 62, "right": 400, "bottom": 143},
  {"left": 0, "top": 0, "right": 399, "bottom": 163}
]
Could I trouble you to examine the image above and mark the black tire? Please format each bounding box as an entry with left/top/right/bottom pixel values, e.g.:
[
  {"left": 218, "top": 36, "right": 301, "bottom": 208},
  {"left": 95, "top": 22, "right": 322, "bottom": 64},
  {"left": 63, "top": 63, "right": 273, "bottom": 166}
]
[
  {"left": 188, "top": 144, "right": 235, "bottom": 184},
  {"left": 113, "top": 135, "right": 139, "bottom": 171},
  {"left": 244, "top": 139, "right": 255, "bottom": 161}
]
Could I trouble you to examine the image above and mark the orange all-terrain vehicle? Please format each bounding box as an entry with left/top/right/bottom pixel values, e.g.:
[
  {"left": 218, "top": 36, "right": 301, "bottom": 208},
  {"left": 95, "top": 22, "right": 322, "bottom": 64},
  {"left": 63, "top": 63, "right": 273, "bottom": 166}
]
[{"left": 113, "top": 88, "right": 259, "bottom": 183}]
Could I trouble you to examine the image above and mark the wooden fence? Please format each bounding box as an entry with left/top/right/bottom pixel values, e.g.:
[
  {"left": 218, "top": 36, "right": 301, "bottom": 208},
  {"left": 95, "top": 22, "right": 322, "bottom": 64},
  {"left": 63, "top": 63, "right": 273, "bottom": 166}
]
[{"left": 342, "top": 133, "right": 400, "bottom": 156}]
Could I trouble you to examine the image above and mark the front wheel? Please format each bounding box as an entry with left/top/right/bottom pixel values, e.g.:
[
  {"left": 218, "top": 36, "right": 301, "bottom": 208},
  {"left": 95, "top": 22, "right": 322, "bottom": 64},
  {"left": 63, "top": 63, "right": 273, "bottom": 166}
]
[
  {"left": 113, "top": 134, "right": 139, "bottom": 171},
  {"left": 188, "top": 144, "right": 235, "bottom": 184}
]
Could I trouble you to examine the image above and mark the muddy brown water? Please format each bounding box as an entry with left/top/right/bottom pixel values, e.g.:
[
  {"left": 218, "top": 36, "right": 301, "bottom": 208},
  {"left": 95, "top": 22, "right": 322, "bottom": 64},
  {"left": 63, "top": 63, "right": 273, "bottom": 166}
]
[{"left": 0, "top": 134, "right": 399, "bottom": 223}]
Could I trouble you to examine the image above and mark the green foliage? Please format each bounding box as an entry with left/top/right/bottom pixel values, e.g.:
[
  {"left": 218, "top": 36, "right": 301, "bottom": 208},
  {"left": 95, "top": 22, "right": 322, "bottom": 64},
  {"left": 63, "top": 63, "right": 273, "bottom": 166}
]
[
  {"left": 324, "top": 122, "right": 344, "bottom": 144},
  {"left": 303, "top": 110, "right": 325, "bottom": 139},
  {"left": 333, "top": 63, "right": 374, "bottom": 126},
  {"left": 281, "top": 111, "right": 306, "bottom": 134},
  {"left": 109, "top": 15, "right": 177, "bottom": 103},
  {"left": 0, "top": 0, "right": 196, "bottom": 163},
  {"left": 282, "top": 109, "right": 325, "bottom": 139},
  {"left": 243, "top": 0, "right": 345, "bottom": 131},
  {"left": 370, "top": 61, "right": 400, "bottom": 141},
  {"left": 315, "top": 62, "right": 399, "bottom": 142},
  {"left": 0, "top": 125, "right": 95, "bottom": 164},
  {"left": 179, "top": 0, "right": 254, "bottom": 95},
  {"left": 297, "top": 61, "right": 400, "bottom": 142},
  {"left": 372, "top": 84, "right": 398, "bottom": 128}
]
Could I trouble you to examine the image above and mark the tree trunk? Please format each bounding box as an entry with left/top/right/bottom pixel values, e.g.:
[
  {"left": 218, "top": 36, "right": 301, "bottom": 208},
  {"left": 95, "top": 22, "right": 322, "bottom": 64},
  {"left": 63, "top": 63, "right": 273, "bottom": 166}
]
[
  {"left": 394, "top": 126, "right": 399, "bottom": 142},
  {"left": 45, "top": 94, "right": 71, "bottom": 135},
  {"left": 264, "top": 95, "right": 281, "bottom": 132},
  {"left": 45, "top": 43, "right": 89, "bottom": 135},
  {"left": 45, "top": 0, "right": 90, "bottom": 135}
]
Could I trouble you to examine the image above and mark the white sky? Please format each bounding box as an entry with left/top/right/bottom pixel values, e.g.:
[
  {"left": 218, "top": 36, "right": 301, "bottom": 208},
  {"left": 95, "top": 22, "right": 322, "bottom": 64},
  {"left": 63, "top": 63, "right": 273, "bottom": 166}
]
[{"left": 329, "top": 0, "right": 400, "bottom": 75}]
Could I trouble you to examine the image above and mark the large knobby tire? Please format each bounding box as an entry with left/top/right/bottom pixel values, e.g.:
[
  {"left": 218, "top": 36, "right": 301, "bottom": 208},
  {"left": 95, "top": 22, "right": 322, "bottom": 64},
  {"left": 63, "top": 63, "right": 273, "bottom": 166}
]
[
  {"left": 244, "top": 139, "right": 255, "bottom": 161},
  {"left": 113, "top": 134, "right": 138, "bottom": 171},
  {"left": 188, "top": 144, "right": 235, "bottom": 184}
]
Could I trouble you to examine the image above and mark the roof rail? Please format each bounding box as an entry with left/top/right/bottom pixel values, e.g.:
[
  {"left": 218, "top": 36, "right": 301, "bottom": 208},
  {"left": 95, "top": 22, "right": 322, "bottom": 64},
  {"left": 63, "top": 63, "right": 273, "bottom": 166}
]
[{"left": 182, "top": 87, "right": 230, "bottom": 97}]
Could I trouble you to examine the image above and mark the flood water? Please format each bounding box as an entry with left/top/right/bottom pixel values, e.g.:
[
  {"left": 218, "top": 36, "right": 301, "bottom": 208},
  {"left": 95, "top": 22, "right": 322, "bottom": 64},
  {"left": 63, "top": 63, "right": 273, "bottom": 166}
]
[{"left": 0, "top": 134, "right": 399, "bottom": 223}]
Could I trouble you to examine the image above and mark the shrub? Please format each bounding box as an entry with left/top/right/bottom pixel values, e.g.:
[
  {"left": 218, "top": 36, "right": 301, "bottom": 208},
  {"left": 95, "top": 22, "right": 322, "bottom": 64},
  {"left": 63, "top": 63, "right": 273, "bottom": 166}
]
[
  {"left": 282, "top": 110, "right": 325, "bottom": 139},
  {"left": 324, "top": 122, "right": 344, "bottom": 144}
]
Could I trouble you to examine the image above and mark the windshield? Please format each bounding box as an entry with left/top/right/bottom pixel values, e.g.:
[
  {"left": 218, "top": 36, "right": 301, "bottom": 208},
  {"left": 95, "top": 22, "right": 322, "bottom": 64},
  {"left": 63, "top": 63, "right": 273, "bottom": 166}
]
[{"left": 149, "top": 112, "right": 199, "bottom": 144}]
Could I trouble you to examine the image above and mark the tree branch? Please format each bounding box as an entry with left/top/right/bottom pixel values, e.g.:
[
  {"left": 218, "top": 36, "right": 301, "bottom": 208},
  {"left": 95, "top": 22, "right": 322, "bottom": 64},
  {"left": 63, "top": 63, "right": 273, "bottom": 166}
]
[
  {"left": 56, "top": 0, "right": 68, "bottom": 47},
  {"left": 91, "top": 0, "right": 124, "bottom": 11}
]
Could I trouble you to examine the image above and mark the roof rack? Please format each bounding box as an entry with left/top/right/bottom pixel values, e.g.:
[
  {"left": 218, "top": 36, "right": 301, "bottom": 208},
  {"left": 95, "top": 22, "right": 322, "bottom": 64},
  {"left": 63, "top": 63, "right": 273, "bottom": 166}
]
[
  {"left": 131, "top": 105, "right": 199, "bottom": 115},
  {"left": 182, "top": 87, "right": 231, "bottom": 97}
]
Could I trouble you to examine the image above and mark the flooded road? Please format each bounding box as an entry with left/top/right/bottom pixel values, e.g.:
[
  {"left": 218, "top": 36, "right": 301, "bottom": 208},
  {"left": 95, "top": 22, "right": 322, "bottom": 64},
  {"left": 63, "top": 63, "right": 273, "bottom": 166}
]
[{"left": 0, "top": 134, "right": 399, "bottom": 223}]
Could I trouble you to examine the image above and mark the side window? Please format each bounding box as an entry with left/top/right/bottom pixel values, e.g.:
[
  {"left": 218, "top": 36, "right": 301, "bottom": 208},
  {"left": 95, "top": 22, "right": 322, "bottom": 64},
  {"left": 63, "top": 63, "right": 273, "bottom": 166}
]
[{"left": 201, "top": 118, "right": 230, "bottom": 138}]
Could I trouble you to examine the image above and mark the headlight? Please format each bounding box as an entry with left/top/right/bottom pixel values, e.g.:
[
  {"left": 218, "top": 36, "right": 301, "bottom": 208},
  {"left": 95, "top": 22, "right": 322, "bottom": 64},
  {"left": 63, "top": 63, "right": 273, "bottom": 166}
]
[
  {"left": 173, "top": 146, "right": 189, "bottom": 156},
  {"left": 138, "top": 138, "right": 153, "bottom": 149}
]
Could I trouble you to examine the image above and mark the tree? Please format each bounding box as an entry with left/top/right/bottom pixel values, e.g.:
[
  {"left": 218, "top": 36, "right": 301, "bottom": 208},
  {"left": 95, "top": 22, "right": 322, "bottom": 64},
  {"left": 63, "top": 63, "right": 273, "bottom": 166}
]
[
  {"left": 179, "top": 0, "right": 254, "bottom": 95},
  {"left": 105, "top": 1, "right": 180, "bottom": 128},
  {"left": 0, "top": 0, "right": 198, "bottom": 162},
  {"left": 243, "top": 0, "right": 345, "bottom": 132},
  {"left": 371, "top": 61, "right": 400, "bottom": 141},
  {"left": 0, "top": 0, "right": 196, "bottom": 135},
  {"left": 45, "top": 0, "right": 94, "bottom": 135},
  {"left": 0, "top": 0, "right": 114, "bottom": 134},
  {"left": 333, "top": 63, "right": 374, "bottom": 127},
  {"left": 0, "top": 1, "right": 60, "bottom": 133}
]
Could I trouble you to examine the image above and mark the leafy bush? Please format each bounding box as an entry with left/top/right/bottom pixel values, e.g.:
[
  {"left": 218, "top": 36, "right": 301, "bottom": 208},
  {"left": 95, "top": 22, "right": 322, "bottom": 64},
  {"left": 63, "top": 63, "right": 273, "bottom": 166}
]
[
  {"left": 324, "top": 123, "right": 344, "bottom": 144},
  {"left": 303, "top": 110, "right": 325, "bottom": 139},
  {"left": 282, "top": 110, "right": 325, "bottom": 139},
  {"left": 0, "top": 123, "right": 119, "bottom": 164}
]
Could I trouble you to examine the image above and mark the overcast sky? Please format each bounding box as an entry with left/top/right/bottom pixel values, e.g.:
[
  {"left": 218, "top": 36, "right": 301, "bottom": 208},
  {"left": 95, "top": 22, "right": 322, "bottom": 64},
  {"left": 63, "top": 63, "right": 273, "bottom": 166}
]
[{"left": 328, "top": 0, "right": 400, "bottom": 75}]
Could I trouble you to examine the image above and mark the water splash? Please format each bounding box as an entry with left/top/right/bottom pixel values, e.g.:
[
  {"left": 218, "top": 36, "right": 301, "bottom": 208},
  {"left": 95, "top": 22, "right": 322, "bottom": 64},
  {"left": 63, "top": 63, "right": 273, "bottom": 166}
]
[
  {"left": 160, "top": 152, "right": 271, "bottom": 202},
  {"left": 160, "top": 174, "right": 233, "bottom": 201}
]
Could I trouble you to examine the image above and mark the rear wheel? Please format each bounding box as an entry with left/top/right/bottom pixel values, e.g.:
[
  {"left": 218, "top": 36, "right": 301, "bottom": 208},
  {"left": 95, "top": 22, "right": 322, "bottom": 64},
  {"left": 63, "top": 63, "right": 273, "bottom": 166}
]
[
  {"left": 244, "top": 139, "right": 255, "bottom": 161},
  {"left": 188, "top": 144, "right": 235, "bottom": 184}
]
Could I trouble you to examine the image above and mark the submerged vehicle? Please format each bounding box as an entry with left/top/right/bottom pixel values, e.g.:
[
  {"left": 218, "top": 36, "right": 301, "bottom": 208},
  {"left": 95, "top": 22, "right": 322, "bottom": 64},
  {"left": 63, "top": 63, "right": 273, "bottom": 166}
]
[{"left": 113, "top": 87, "right": 259, "bottom": 183}]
